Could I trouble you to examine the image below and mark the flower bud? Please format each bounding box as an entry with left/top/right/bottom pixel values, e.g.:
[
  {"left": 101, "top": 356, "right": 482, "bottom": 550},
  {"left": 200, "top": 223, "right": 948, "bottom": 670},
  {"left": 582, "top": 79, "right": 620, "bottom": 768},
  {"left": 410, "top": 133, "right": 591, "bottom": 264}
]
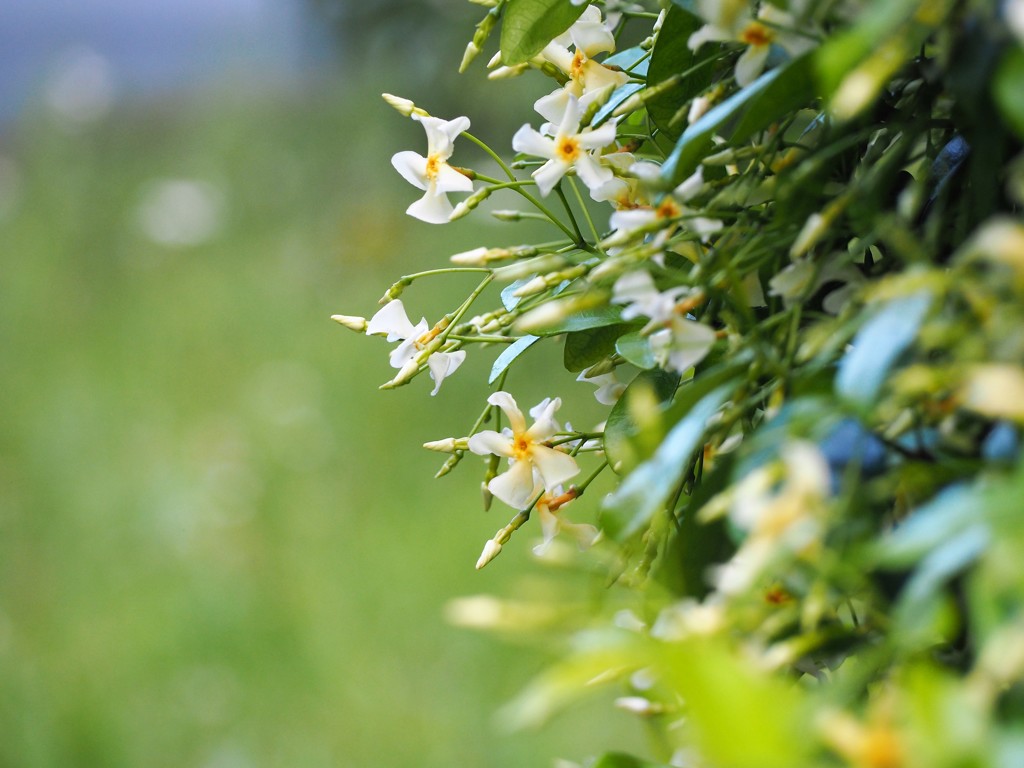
[
  {"left": 492, "top": 253, "right": 565, "bottom": 282},
  {"left": 380, "top": 358, "right": 420, "bottom": 390},
  {"left": 449, "top": 187, "right": 493, "bottom": 221},
  {"left": 488, "top": 63, "right": 531, "bottom": 80},
  {"left": 423, "top": 437, "right": 469, "bottom": 453},
  {"left": 330, "top": 314, "right": 368, "bottom": 333},
  {"left": 459, "top": 41, "right": 481, "bottom": 74},
  {"left": 449, "top": 247, "right": 491, "bottom": 265},
  {"left": 475, "top": 539, "right": 503, "bottom": 570},
  {"left": 381, "top": 93, "right": 427, "bottom": 118}
]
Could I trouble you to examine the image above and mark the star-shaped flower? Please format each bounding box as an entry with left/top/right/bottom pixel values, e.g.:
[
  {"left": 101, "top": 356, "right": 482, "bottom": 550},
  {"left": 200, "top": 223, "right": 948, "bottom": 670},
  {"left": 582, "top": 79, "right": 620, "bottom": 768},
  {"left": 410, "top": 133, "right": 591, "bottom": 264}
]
[
  {"left": 512, "top": 95, "right": 617, "bottom": 197},
  {"left": 366, "top": 300, "right": 465, "bottom": 395},
  {"left": 391, "top": 114, "right": 474, "bottom": 223},
  {"left": 468, "top": 392, "right": 580, "bottom": 509}
]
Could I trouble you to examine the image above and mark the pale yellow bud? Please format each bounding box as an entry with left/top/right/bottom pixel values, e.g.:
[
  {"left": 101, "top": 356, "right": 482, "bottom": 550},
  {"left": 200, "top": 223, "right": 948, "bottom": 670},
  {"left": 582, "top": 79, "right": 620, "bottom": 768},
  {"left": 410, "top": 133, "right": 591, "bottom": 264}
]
[
  {"left": 380, "top": 358, "right": 420, "bottom": 390},
  {"left": 330, "top": 314, "right": 368, "bottom": 333},
  {"left": 381, "top": 93, "right": 427, "bottom": 118},
  {"left": 449, "top": 247, "right": 490, "bottom": 265},
  {"left": 459, "top": 41, "right": 481, "bottom": 74},
  {"left": 475, "top": 539, "right": 503, "bottom": 570},
  {"left": 422, "top": 437, "right": 469, "bottom": 453}
]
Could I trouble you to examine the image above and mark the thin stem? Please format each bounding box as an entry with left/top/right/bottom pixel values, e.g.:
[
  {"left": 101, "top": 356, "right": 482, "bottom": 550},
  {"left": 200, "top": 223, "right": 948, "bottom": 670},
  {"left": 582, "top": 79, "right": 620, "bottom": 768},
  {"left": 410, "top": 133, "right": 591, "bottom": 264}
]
[
  {"left": 568, "top": 177, "right": 602, "bottom": 244},
  {"left": 463, "top": 131, "right": 517, "bottom": 182},
  {"left": 555, "top": 184, "right": 586, "bottom": 245}
]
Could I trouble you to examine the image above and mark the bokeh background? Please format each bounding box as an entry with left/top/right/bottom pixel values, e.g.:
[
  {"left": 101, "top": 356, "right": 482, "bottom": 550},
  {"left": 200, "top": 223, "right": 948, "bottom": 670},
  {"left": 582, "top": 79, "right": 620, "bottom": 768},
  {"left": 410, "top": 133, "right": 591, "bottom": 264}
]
[{"left": 0, "top": 1, "right": 642, "bottom": 765}]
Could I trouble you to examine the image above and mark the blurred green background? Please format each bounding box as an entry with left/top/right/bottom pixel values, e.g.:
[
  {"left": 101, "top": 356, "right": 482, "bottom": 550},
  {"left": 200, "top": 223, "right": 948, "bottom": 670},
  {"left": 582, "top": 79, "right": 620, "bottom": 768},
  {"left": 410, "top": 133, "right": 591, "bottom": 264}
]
[{"left": 0, "top": 1, "right": 641, "bottom": 765}]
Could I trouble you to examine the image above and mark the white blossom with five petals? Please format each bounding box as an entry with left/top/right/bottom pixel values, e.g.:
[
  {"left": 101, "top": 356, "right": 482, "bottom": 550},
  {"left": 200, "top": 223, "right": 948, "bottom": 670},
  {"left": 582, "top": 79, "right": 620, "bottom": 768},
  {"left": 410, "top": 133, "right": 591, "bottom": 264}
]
[
  {"left": 512, "top": 95, "right": 617, "bottom": 197},
  {"left": 468, "top": 392, "right": 580, "bottom": 509},
  {"left": 391, "top": 114, "right": 474, "bottom": 224},
  {"left": 366, "top": 300, "right": 466, "bottom": 395}
]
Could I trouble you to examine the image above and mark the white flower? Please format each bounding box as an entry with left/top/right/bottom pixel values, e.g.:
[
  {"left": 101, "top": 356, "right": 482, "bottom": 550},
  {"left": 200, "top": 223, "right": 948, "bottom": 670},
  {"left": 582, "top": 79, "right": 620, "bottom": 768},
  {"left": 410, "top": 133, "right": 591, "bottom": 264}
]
[
  {"left": 391, "top": 114, "right": 474, "bottom": 223},
  {"left": 468, "top": 392, "right": 580, "bottom": 509},
  {"left": 577, "top": 369, "right": 626, "bottom": 405},
  {"left": 605, "top": 167, "right": 722, "bottom": 246},
  {"left": 512, "top": 95, "right": 617, "bottom": 197},
  {"left": 534, "top": 5, "right": 629, "bottom": 125},
  {"left": 768, "top": 256, "right": 863, "bottom": 315},
  {"left": 366, "top": 300, "right": 466, "bottom": 395},
  {"left": 532, "top": 486, "right": 600, "bottom": 557},
  {"left": 712, "top": 441, "right": 830, "bottom": 596},
  {"left": 612, "top": 271, "right": 717, "bottom": 374},
  {"left": 689, "top": 3, "right": 814, "bottom": 87}
]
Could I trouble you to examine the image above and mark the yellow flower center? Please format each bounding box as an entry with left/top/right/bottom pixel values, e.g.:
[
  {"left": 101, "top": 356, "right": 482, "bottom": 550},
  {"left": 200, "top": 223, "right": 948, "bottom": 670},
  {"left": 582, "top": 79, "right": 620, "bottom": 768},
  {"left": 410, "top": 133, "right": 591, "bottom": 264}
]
[
  {"left": 740, "top": 22, "right": 774, "bottom": 47},
  {"left": 425, "top": 153, "right": 442, "bottom": 180},
  {"left": 556, "top": 137, "right": 581, "bottom": 163},
  {"left": 512, "top": 434, "right": 533, "bottom": 460},
  {"left": 571, "top": 50, "right": 587, "bottom": 81},
  {"left": 656, "top": 198, "right": 682, "bottom": 219}
]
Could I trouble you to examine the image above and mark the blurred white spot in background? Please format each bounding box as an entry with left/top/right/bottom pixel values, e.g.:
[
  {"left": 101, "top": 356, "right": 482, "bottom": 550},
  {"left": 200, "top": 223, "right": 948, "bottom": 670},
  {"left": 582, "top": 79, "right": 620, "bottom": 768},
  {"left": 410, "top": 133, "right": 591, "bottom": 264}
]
[
  {"left": 136, "top": 178, "right": 225, "bottom": 247},
  {"left": 43, "top": 46, "right": 116, "bottom": 127}
]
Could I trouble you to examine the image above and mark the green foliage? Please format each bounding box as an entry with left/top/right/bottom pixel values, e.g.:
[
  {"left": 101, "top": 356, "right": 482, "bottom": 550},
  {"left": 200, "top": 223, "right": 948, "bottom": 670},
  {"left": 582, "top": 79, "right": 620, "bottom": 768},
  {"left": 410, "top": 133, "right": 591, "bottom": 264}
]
[{"left": 358, "top": 0, "right": 1024, "bottom": 765}]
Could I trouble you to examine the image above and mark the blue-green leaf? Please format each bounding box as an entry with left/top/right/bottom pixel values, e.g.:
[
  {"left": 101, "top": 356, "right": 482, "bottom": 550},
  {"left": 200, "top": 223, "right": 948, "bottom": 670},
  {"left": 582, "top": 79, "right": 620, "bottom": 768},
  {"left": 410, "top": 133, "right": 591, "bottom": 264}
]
[
  {"left": 489, "top": 335, "right": 540, "bottom": 383},
  {"left": 530, "top": 304, "right": 625, "bottom": 335},
  {"left": 661, "top": 52, "right": 817, "bottom": 186},
  {"left": 602, "top": 385, "right": 731, "bottom": 540},
  {"left": 835, "top": 291, "right": 931, "bottom": 408}
]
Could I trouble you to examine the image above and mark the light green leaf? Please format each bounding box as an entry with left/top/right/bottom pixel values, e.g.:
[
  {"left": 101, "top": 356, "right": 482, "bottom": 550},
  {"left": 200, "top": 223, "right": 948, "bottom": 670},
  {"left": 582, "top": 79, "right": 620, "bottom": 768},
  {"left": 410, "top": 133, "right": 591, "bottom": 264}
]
[
  {"left": 615, "top": 331, "right": 656, "bottom": 370},
  {"left": 661, "top": 53, "right": 817, "bottom": 186},
  {"left": 994, "top": 46, "right": 1024, "bottom": 140},
  {"left": 489, "top": 335, "right": 540, "bottom": 384},
  {"left": 592, "top": 753, "right": 673, "bottom": 768},
  {"left": 500, "top": 0, "right": 587, "bottom": 66},
  {"left": 835, "top": 291, "right": 931, "bottom": 408},
  {"left": 530, "top": 304, "right": 625, "bottom": 335},
  {"left": 604, "top": 368, "right": 680, "bottom": 476},
  {"left": 602, "top": 385, "right": 731, "bottom": 540}
]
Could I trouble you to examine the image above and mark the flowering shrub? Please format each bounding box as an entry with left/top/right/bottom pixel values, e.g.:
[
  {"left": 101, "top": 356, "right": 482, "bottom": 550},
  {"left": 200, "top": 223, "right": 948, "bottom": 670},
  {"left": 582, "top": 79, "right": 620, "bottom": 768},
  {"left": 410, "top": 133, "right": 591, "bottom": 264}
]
[{"left": 335, "top": 1, "right": 1024, "bottom": 765}]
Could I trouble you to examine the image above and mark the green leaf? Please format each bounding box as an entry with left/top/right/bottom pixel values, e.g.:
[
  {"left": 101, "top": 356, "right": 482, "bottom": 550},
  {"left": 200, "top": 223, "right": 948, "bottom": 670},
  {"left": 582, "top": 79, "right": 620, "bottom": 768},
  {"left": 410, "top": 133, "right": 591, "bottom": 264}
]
[
  {"left": 592, "top": 753, "right": 673, "bottom": 768},
  {"left": 602, "top": 384, "right": 732, "bottom": 541},
  {"left": 661, "top": 52, "right": 817, "bottom": 186},
  {"left": 835, "top": 291, "right": 931, "bottom": 408},
  {"left": 563, "top": 324, "right": 630, "bottom": 372},
  {"left": 604, "top": 368, "right": 680, "bottom": 476},
  {"left": 615, "top": 331, "right": 656, "bottom": 369},
  {"left": 500, "top": 0, "right": 586, "bottom": 66},
  {"left": 592, "top": 46, "right": 649, "bottom": 127},
  {"left": 530, "top": 304, "right": 625, "bottom": 335},
  {"left": 645, "top": 5, "right": 712, "bottom": 141},
  {"left": 994, "top": 45, "right": 1024, "bottom": 140},
  {"left": 501, "top": 279, "right": 530, "bottom": 311},
  {"left": 489, "top": 335, "right": 540, "bottom": 384}
]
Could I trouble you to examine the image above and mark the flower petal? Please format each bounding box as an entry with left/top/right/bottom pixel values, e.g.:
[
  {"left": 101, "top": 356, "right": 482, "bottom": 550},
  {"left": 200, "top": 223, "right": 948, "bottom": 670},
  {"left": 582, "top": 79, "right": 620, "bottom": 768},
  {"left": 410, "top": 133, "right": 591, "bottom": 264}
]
[
  {"left": 468, "top": 429, "right": 515, "bottom": 457},
  {"left": 367, "top": 300, "right": 419, "bottom": 340},
  {"left": 526, "top": 397, "right": 562, "bottom": 442},
  {"left": 533, "top": 159, "right": 570, "bottom": 197},
  {"left": 427, "top": 350, "right": 466, "bottom": 395},
  {"left": 531, "top": 445, "right": 580, "bottom": 489},
  {"left": 735, "top": 43, "right": 770, "bottom": 88},
  {"left": 534, "top": 88, "right": 571, "bottom": 125},
  {"left": 512, "top": 124, "right": 556, "bottom": 159},
  {"left": 434, "top": 163, "right": 475, "bottom": 194},
  {"left": 406, "top": 189, "right": 454, "bottom": 224},
  {"left": 574, "top": 152, "right": 614, "bottom": 193},
  {"left": 391, "top": 151, "right": 429, "bottom": 191},
  {"left": 488, "top": 459, "right": 538, "bottom": 509},
  {"left": 487, "top": 391, "right": 527, "bottom": 435}
]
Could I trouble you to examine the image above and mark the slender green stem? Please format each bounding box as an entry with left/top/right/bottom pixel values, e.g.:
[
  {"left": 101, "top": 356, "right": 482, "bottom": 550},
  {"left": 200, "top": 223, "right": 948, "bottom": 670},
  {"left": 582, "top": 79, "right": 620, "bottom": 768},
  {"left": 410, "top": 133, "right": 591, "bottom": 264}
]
[
  {"left": 438, "top": 274, "right": 494, "bottom": 344},
  {"left": 555, "top": 185, "right": 586, "bottom": 245},
  {"left": 447, "top": 334, "right": 515, "bottom": 344},
  {"left": 400, "top": 267, "right": 492, "bottom": 282},
  {"left": 568, "top": 177, "right": 602, "bottom": 244},
  {"left": 462, "top": 131, "right": 517, "bottom": 181},
  {"left": 575, "top": 459, "right": 609, "bottom": 494}
]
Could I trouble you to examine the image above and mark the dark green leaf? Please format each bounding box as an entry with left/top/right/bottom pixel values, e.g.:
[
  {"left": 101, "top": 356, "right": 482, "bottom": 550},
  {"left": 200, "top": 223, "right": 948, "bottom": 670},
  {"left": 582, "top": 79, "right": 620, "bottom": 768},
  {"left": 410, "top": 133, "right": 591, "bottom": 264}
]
[
  {"left": 489, "top": 335, "right": 540, "bottom": 383},
  {"left": 661, "top": 52, "right": 817, "bottom": 186},
  {"left": 602, "top": 385, "right": 732, "bottom": 541},
  {"left": 615, "top": 331, "right": 656, "bottom": 369},
  {"left": 645, "top": 6, "right": 712, "bottom": 141},
  {"left": 563, "top": 324, "right": 630, "bottom": 372},
  {"left": 835, "top": 291, "right": 931, "bottom": 408},
  {"left": 500, "top": 0, "right": 586, "bottom": 66},
  {"left": 604, "top": 368, "right": 680, "bottom": 476}
]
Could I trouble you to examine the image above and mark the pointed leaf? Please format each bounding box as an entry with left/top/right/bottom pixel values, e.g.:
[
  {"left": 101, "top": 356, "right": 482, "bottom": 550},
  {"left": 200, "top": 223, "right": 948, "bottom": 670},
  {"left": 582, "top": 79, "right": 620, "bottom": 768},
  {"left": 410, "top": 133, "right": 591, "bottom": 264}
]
[
  {"left": 615, "top": 331, "right": 656, "bottom": 369},
  {"left": 645, "top": 5, "right": 713, "bottom": 141},
  {"left": 564, "top": 324, "right": 630, "bottom": 372},
  {"left": 489, "top": 335, "right": 540, "bottom": 383},
  {"left": 602, "top": 385, "right": 731, "bottom": 541},
  {"left": 500, "top": 0, "right": 587, "bottom": 66},
  {"left": 604, "top": 368, "right": 681, "bottom": 476}
]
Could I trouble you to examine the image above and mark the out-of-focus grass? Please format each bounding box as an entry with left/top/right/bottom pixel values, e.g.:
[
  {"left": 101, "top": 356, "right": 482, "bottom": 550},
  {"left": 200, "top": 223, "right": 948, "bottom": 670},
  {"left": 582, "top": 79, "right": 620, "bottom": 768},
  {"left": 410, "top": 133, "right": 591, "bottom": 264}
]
[{"left": 0, "top": 78, "right": 642, "bottom": 767}]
